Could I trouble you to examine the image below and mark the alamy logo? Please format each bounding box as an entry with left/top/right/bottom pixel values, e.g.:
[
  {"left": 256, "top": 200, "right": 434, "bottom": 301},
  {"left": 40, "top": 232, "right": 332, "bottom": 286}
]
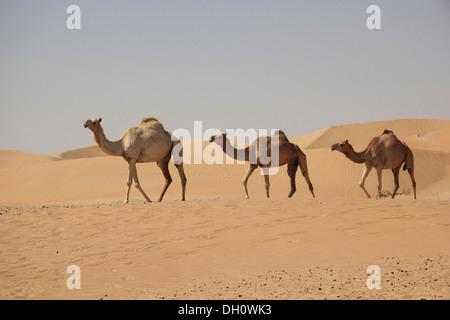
[
  {"left": 66, "top": 265, "right": 81, "bottom": 289},
  {"left": 366, "top": 265, "right": 381, "bottom": 290},
  {"left": 366, "top": 5, "right": 381, "bottom": 30},
  {"left": 66, "top": 5, "right": 81, "bottom": 30},
  {"left": 170, "top": 121, "right": 281, "bottom": 174}
]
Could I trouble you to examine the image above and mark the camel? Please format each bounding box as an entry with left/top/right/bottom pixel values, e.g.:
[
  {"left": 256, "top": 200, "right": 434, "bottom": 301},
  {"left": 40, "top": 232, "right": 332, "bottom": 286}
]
[
  {"left": 331, "top": 130, "right": 416, "bottom": 199},
  {"left": 84, "top": 117, "right": 187, "bottom": 203},
  {"left": 209, "top": 131, "right": 315, "bottom": 198}
]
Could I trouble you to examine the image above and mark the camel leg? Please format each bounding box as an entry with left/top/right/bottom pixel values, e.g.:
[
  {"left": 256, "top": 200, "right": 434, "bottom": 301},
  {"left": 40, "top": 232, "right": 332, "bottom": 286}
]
[
  {"left": 287, "top": 161, "right": 298, "bottom": 198},
  {"left": 171, "top": 141, "right": 187, "bottom": 201},
  {"left": 403, "top": 147, "right": 416, "bottom": 199},
  {"left": 264, "top": 174, "right": 270, "bottom": 198},
  {"left": 391, "top": 166, "right": 401, "bottom": 199},
  {"left": 298, "top": 150, "right": 315, "bottom": 198},
  {"left": 124, "top": 164, "right": 134, "bottom": 204},
  {"left": 242, "top": 164, "right": 257, "bottom": 198},
  {"left": 359, "top": 165, "right": 372, "bottom": 198},
  {"left": 376, "top": 167, "right": 383, "bottom": 199},
  {"left": 130, "top": 160, "right": 152, "bottom": 203},
  {"left": 175, "top": 162, "right": 187, "bottom": 201},
  {"left": 408, "top": 168, "right": 417, "bottom": 199},
  {"left": 157, "top": 156, "right": 172, "bottom": 202}
]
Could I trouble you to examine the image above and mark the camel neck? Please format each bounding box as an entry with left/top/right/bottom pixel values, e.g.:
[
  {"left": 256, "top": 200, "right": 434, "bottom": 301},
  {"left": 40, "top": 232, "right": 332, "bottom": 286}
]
[
  {"left": 343, "top": 145, "right": 367, "bottom": 164},
  {"left": 93, "top": 127, "right": 124, "bottom": 157},
  {"left": 223, "top": 138, "right": 250, "bottom": 162}
]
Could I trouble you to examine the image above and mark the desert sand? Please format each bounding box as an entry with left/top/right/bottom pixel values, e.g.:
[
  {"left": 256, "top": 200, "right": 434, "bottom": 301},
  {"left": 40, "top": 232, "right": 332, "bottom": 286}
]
[{"left": 0, "top": 119, "right": 449, "bottom": 300}]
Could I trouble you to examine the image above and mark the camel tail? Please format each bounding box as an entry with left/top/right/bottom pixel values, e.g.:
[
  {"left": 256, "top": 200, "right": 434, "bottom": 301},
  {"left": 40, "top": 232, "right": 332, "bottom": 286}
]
[
  {"left": 402, "top": 145, "right": 417, "bottom": 199},
  {"left": 295, "top": 145, "right": 315, "bottom": 198},
  {"left": 402, "top": 146, "right": 414, "bottom": 171},
  {"left": 171, "top": 139, "right": 184, "bottom": 166},
  {"left": 170, "top": 140, "right": 187, "bottom": 201}
]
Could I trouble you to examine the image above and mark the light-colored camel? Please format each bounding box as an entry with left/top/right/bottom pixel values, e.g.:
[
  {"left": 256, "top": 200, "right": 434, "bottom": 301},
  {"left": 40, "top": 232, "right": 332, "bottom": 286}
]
[
  {"left": 331, "top": 130, "right": 416, "bottom": 199},
  {"left": 84, "top": 117, "right": 187, "bottom": 203},
  {"left": 209, "top": 131, "right": 315, "bottom": 198}
]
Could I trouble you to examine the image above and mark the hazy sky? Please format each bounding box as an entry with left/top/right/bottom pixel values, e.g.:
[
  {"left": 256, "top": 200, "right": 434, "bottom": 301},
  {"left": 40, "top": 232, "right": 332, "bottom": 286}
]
[{"left": 1, "top": 0, "right": 449, "bottom": 155}]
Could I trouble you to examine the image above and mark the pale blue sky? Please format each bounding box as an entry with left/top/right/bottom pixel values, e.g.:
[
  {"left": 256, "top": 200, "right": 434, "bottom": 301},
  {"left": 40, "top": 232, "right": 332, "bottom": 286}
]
[{"left": 1, "top": 0, "right": 449, "bottom": 154}]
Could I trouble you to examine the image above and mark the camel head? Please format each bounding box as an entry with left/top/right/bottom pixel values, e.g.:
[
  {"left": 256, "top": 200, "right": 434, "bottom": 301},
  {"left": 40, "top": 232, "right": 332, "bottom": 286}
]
[
  {"left": 84, "top": 118, "right": 102, "bottom": 131},
  {"left": 331, "top": 139, "right": 350, "bottom": 152},
  {"left": 209, "top": 133, "right": 227, "bottom": 146}
]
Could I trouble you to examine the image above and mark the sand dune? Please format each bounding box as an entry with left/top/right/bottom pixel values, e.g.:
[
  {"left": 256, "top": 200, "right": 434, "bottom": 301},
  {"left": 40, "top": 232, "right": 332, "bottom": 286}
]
[
  {"left": 1, "top": 119, "right": 448, "bottom": 205},
  {"left": 3, "top": 146, "right": 449, "bottom": 205},
  {"left": 295, "top": 119, "right": 450, "bottom": 150},
  {"left": 0, "top": 150, "right": 59, "bottom": 168},
  {"left": 53, "top": 146, "right": 107, "bottom": 160},
  {"left": 0, "top": 118, "right": 449, "bottom": 300},
  {"left": 403, "top": 128, "right": 450, "bottom": 153}
]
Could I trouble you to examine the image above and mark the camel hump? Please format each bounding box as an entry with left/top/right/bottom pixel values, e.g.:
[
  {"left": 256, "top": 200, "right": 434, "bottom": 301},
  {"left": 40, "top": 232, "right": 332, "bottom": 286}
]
[
  {"left": 141, "top": 117, "right": 160, "bottom": 124},
  {"left": 274, "top": 130, "right": 287, "bottom": 137}
]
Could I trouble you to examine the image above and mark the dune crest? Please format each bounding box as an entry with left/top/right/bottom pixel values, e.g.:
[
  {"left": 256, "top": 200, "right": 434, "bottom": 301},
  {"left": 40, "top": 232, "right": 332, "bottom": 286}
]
[
  {"left": 53, "top": 146, "right": 107, "bottom": 160},
  {"left": 301, "top": 119, "right": 450, "bottom": 151},
  {"left": 0, "top": 150, "right": 59, "bottom": 167}
]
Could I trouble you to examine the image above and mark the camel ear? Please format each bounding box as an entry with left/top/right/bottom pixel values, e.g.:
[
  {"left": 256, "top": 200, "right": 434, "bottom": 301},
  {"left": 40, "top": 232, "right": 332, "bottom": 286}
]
[
  {"left": 98, "top": 118, "right": 102, "bottom": 123},
  {"left": 344, "top": 140, "right": 348, "bottom": 144}
]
